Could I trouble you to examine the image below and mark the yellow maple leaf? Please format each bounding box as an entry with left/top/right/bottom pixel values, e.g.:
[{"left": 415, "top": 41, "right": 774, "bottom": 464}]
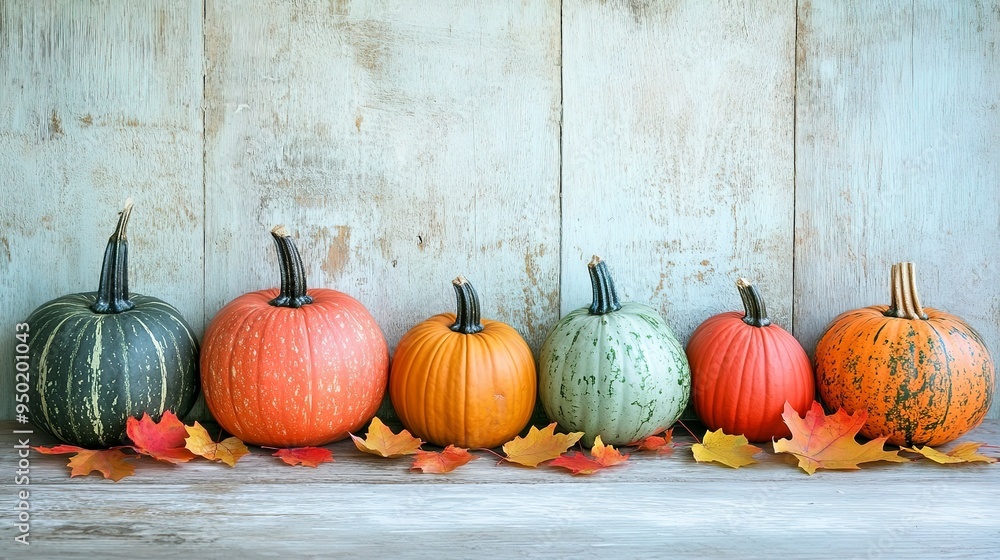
[
  {"left": 184, "top": 422, "right": 249, "bottom": 467},
  {"left": 351, "top": 417, "right": 423, "bottom": 458},
  {"left": 691, "top": 429, "right": 761, "bottom": 468},
  {"left": 35, "top": 445, "right": 136, "bottom": 482},
  {"left": 774, "top": 401, "right": 909, "bottom": 475},
  {"left": 904, "top": 442, "right": 996, "bottom": 464},
  {"left": 502, "top": 423, "right": 584, "bottom": 467}
]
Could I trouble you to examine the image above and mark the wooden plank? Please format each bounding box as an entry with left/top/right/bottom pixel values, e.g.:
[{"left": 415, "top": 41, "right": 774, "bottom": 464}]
[
  {"left": 794, "top": 0, "right": 1000, "bottom": 418},
  {"left": 202, "top": 0, "right": 563, "bottom": 342},
  {"left": 561, "top": 0, "right": 797, "bottom": 340},
  {"left": 0, "top": 1, "right": 205, "bottom": 420},
  {"left": 5, "top": 421, "right": 1000, "bottom": 557},
  {"left": 203, "top": 1, "right": 561, "bottom": 419}
]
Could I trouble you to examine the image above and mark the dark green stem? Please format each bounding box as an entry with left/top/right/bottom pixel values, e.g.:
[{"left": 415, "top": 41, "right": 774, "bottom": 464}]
[
  {"left": 736, "top": 278, "right": 771, "bottom": 327},
  {"left": 269, "top": 226, "right": 314, "bottom": 308},
  {"left": 884, "top": 262, "right": 927, "bottom": 320},
  {"left": 91, "top": 198, "right": 136, "bottom": 314},
  {"left": 588, "top": 256, "right": 622, "bottom": 315},
  {"left": 450, "top": 276, "right": 484, "bottom": 334}
]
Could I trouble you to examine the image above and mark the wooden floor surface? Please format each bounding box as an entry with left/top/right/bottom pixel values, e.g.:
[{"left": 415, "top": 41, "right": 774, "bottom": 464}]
[{"left": 3, "top": 419, "right": 999, "bottom": 559}]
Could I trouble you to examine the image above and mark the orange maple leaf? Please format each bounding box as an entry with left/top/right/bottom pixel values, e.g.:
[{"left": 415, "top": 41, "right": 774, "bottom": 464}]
[
  {"left": 550, "top": 435, "right": 629, "bottom": 475},
  {"left": 35, "top": 445, "right": 135, "bottom": 482},
  {"left": 411, "top": 445, "right": 477, "bottom": 473},
  {"left": 273, "top": 447, "right": 335, "bottom": 468},
  {"left": 502, "top": 423, "right": 584, "bottom": 467},
  {"left": 904, "top": 442, "right": 997, "bottom": 464},
  {"left": 126, "top": 411, "right": 196, "bottom": 463},
  {"left": 184, "top": 422, "right": 249, "bottom": 467},
  {"left": 691, "top": 429, "right": 761, "bottom": 469},
  {"left": 351, "top": 417, "right": 423, "bottom": 458},
  {"left": 591, "top": 435, "right": 629, "bottom": 467},
  {"left": 773, "top": 401, "right": 909, "bottom": 475},
  {"left": 629, "top": 429, "right": 674, "bottom": 454},
  {"left": 550, "top": 452, "right": 607, "bottom": 475}
]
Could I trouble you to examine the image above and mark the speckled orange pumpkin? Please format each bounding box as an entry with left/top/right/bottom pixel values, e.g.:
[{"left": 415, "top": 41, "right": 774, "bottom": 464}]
[
  {"left": 201, "top": 226, "right": 388, "bottom": 447},
  {"left": 815, "top": 262, "right": 994, "bottom": 447}
]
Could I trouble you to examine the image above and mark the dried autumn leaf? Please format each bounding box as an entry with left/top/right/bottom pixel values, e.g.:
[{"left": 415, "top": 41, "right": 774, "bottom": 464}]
[
  {"left": 502, "top": 423, "right": 584, "bottom": 467},
  {"left": 126, "top": 411, "right": 196, "bottom": 463},
  {"left": 351, "top": 417, "right": 423, "bottom": 458},
  {"left": 35, "top": 445, "right": 135, "bottom": 482},
  {"left": 629, "top": 429, "right": 674, "bottom": 454},
  {"left": 184, "top": 422, "right": 249, "bottom": 467},
  {"left": 904, "top": 442, "right": 996, "bottom": 464},
  {"left": 411, "top": 445, "right": 477, "bottom": 474},
  {"left": 773, "top": 401, "right": 909, "bottom": 475},
  {"left": 591, "top": 435, "right": 629, "bottom": 467},
  {"left": 691, "top": 429, "right": 761, "bottom": 469},
  {"left": 550, "top": 452, "right": 607, "bottom": 475},
  {"left": 273, "top": 447, "right": 335, "bottom": 468}
]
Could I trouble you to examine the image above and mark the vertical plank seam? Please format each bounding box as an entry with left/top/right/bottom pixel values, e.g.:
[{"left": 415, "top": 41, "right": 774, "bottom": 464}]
[
  {"left": 558, "top": 0, "right": 564, "bottom": 318},
  {"left": 201, "top": 0, "right": 208, "bottom": 335},
  {"left": 790, "top": 0, "right": 799, "bottom": 338}
]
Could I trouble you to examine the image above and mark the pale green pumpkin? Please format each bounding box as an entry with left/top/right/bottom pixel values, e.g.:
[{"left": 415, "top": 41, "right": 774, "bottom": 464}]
[{"left": 539, "top": 256, "right": 690, "bottom": 446}]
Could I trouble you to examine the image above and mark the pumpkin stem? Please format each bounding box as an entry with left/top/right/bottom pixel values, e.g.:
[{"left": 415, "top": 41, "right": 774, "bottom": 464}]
[
  {"left": 588, "top": 255, "right": 622, "bottom": 315},
  {"left": 736, "top": 278, "right": 771, "bottom": 327},
  {"left": 450, "top": 276, "right": 485, "bottom": 334},
  {"left": 884, "top": 262, "right": 928, "bottom": 320},
  {"left": 91, "top": 198, "right": 136, "bottom": 314},
  {"left": 269, "top": 225, "right": 314, "bottom": 308}
]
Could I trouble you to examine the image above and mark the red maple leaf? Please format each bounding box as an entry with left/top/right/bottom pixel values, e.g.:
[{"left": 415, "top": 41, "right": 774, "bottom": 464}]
[
  {"left": 411, "top": 445, "right": 477, "bottom": 474},
  {"left": 126, "top": 411, "right": 196, "bottom": 463},
  {"left": 273, "top": 447, "right": 335, "bottom": 468}
]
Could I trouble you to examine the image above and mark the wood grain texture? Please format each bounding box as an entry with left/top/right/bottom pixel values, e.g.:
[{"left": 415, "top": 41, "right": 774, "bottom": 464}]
[
  {"left": 794, "top": 0, "right": 1000, "bottom": 418},
  {"left": 203, "top": 1, "right": 561, "bottom": 403},
  {"left": 0, "top": 1, "right": 205, "bottom": 420},
  {"left": 561, "top": 0, "right": 797, "bottom": 341},
  {"left": 4, "top": 420, "right": 999, "bottom": 558}
]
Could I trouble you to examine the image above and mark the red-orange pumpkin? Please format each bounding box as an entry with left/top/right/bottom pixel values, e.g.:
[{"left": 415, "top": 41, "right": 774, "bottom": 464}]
[
  {"left": 201, "top": 226, "right": 388, "bottom": 447},
  {"left": 389, "top": 277, "right": 536, "bottom": 448},
  {"left": 816, "top": 262, "right": 995, "bottom": 447},
  {"left": 686, "top": 279, "right": 814, "bottom": 442}
]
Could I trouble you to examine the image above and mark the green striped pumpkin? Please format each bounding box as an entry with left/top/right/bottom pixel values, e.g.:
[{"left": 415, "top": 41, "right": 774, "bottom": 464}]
[
  {"left": 539, "top": 256, "right": 691, "bottom": 446},
  {"left": 26, "top": 200, "right": 199, "bottom": 448}
]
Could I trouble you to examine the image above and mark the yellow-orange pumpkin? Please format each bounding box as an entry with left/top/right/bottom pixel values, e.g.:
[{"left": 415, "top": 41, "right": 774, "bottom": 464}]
[
  {"left": 201, "top": 227, "right": 388, "bottom": 447},
  {"left": 389, "top": 277, "right": 536, "bottom": 448},
  {"left": 815, "top": 262, "right": 995, "bottom": 446}
]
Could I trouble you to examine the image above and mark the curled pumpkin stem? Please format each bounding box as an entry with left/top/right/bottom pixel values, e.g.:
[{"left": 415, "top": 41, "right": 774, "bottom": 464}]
[
  {"left": 450, "top": 276, "right": 484, "bottom": 334},
  {"left": 736, "top": 278, "right": 771, "bottom": 328},
  {"left": 884, "top": 262, "right": 927, "bottom": 320},
  {"left": 588, "top": 256, "right": 622, "bottom": 316},
  {"left": 269, "top": 226, "right": 314, "bottom": 308}
]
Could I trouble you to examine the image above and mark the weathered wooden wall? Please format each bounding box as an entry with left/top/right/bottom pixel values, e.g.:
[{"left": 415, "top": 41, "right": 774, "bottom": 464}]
[{"left": 2, "top": 0, "right": 998, "bottom": 421}]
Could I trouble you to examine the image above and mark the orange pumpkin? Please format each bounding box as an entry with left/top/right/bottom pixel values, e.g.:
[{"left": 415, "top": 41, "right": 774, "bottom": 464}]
[
  {"left": 686, "top": 278, "right": 814, "bottom": 442},
  {"left": 389, "top": 277, "right": 536, "bottom": 448},
  {"left": 815, "top": 262, "right": 995, "bottom": 446},
  {"left": 201, "top": 226, "right": 388, "bottom": 447}
]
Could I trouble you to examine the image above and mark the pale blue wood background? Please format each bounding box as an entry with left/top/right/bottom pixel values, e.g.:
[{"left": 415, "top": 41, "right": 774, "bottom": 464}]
[{"left": 2, "top": 0, "right": 997, "bottom": 420}]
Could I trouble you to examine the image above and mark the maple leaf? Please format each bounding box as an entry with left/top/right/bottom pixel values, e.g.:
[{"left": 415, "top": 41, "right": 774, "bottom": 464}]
[
  {"left": 629, "top": 429, "right": 674, "bottom": 455},
  {"left": 34, "top": 445, "right": 135, "bottom": 482},
  {"left": 351, "top": 417, "right": 423, "bottom": 458},
  {"left": 591, "top": 435, "right": 629, "bottom": 467},
  {"left": 549, "top": 436, "right": 630, "bottom": 475},
  {"left": 773, "top": 401, "right": 909, "bottom": 475},
  {"left": 904, "top": 442, "right": 997, "bottom": 464},
  {"left": 501, "top": 423, "right": 584, "bottom": 467},
  {"left": 184, "top": 422, "right": 249, "bottom": 467},
  {"left": 126, "top": 411, "right": 196, "bottom": 463},
  {"left": 273, "top": 447, "right": 335, "bottom": 468},
  {"left": 691, "top": 429, "right": 761, "bottom": 469},
  {"left": 550, "top": 452, "right": 607, "bottom": 475},
  {"left": 411, "top": 445, "right": 477, "bottom": 473}
]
